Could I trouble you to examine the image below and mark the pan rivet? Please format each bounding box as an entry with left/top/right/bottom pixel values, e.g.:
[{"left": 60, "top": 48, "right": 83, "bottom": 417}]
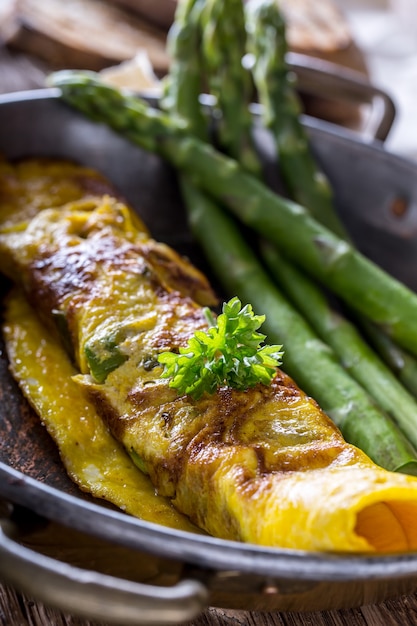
[{"left": 390, "top": 196, "right": 408, "bottom": 218}]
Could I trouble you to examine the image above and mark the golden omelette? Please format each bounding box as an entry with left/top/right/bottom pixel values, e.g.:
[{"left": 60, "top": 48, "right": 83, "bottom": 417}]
[{"left": 2, "top": 158, "right": 417, "bottom": 553}]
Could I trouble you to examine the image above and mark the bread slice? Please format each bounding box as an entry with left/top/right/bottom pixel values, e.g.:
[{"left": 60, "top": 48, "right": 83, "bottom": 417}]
[
  {"left": 106, "top": 0, "right": 353, "bottom": 52},
  {"left": 1, "top": 0, "right": 366, "bottom": 76},
  {"left": 0, "top": 0, "right": 170, "bottom": 73}
]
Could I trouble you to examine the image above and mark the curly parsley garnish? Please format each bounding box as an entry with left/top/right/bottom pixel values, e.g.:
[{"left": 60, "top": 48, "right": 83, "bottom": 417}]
[{"left": 158, "top": 297, "right": 284, "bottom": 400}]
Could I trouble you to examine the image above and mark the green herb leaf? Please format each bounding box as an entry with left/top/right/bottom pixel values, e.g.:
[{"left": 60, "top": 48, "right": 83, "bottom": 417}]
[
  {"left": 158, "top": 297, "right": 284, "bottom": 399},
  {"left": 84, "top": 328, "right": 128, "bottom": 383}
]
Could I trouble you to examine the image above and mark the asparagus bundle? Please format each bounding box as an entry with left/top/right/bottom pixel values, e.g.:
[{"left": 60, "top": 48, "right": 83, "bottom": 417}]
[{"left": 154, "top": 0, "right": 417, "bottom": 471}]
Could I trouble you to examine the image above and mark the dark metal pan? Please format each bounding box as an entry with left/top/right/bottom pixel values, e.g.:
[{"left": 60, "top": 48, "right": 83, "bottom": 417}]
[{"left": 1, "top": 89, "right": 417, "bottom": 625}]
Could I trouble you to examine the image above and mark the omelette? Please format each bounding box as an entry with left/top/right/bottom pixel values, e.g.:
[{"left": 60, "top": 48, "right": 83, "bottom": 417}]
[{"left": 2, "top": 158, "right": 417, "bottom": 553}]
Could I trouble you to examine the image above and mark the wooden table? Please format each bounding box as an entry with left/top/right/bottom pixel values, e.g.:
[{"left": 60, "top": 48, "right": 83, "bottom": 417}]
[{"left": 1, "top": 45, "right": 417, "bottom": 626}]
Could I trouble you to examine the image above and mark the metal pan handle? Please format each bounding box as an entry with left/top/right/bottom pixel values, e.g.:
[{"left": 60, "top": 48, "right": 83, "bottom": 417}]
[
  {"left": 287, "top": 52, "right": 396, "bottom": 143},
  {"left": 0, "top": 508, "right": 208, "bottom": 625}
]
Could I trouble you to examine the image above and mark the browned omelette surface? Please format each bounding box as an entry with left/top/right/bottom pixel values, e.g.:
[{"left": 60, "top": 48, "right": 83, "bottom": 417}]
[{"left": 2, "top": 158, "right": 417, "bottom": 553}]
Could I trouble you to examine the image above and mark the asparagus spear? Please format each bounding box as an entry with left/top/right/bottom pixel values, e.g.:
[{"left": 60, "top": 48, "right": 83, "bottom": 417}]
[
  {"left": 49, "top": 71, "right": 417, "bottom": 357},
  {"left": 160, "top": 0, "right": 207, "bottom": 140},
  {"left": 160, "top": 0, "right": 208, "bottom": 213},
  {"left": 358, "top": 319, "right": 417, "bottom": 399},
  {"left": 182, "top": 180, "right": 417, "bottom": 473},
  {"left": 260, "top": 240, "right": 417, "bottom": 447},
  {"left": 245, "top": 0, "right": 346, "bottom": 238},
  {"left": 200, "top": 0, "right": 261, "bottom": 176}
]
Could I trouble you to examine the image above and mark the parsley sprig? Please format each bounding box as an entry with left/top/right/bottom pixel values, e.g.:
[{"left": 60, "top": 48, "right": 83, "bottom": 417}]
[{"left": 158, "top": 297, "right": 284, "bottom": 400}]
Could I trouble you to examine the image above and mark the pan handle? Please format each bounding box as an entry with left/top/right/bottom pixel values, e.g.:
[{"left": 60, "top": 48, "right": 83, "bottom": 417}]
[
  {"left": 0, "top": 505, "right": 208, "bottom": 625},
  {"left": 286, "top": 52, "right": 396, "bottom": 143}
]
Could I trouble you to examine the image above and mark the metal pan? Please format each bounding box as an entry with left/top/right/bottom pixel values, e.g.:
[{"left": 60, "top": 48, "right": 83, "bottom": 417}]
[{"left": 1, "top": 89, "right": 417, "bottom": 625}]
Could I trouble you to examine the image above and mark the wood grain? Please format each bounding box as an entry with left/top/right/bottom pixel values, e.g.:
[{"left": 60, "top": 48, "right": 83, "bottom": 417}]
[{"left": 2, "top": 582, "right": 417, "bottom": 625}]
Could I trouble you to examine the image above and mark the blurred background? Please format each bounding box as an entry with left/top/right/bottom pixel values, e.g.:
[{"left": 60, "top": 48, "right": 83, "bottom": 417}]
[
  {"left": 337, "top": 0, "right": 417, "bottom": 157},
  {"left": 0, "top": 0, "right": 415, "bottom": 156}
]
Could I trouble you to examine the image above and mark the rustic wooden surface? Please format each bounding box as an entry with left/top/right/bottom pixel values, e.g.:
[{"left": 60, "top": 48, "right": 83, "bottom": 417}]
[{"left": 1, "top": 44, "right": 417, "bottom": 626}]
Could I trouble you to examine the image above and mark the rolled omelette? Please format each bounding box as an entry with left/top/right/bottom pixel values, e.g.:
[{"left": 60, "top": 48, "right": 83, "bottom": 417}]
[{"left": 2, "top": 158, "right": 417, "bottom": 553}]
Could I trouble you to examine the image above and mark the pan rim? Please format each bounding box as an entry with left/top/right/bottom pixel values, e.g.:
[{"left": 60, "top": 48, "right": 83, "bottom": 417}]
[
  {"left": 1, "top": 90, "right": 417, "bottom": 585},
  {"left": 3, "top": 461, "right": 417, "bottom": 583}
]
